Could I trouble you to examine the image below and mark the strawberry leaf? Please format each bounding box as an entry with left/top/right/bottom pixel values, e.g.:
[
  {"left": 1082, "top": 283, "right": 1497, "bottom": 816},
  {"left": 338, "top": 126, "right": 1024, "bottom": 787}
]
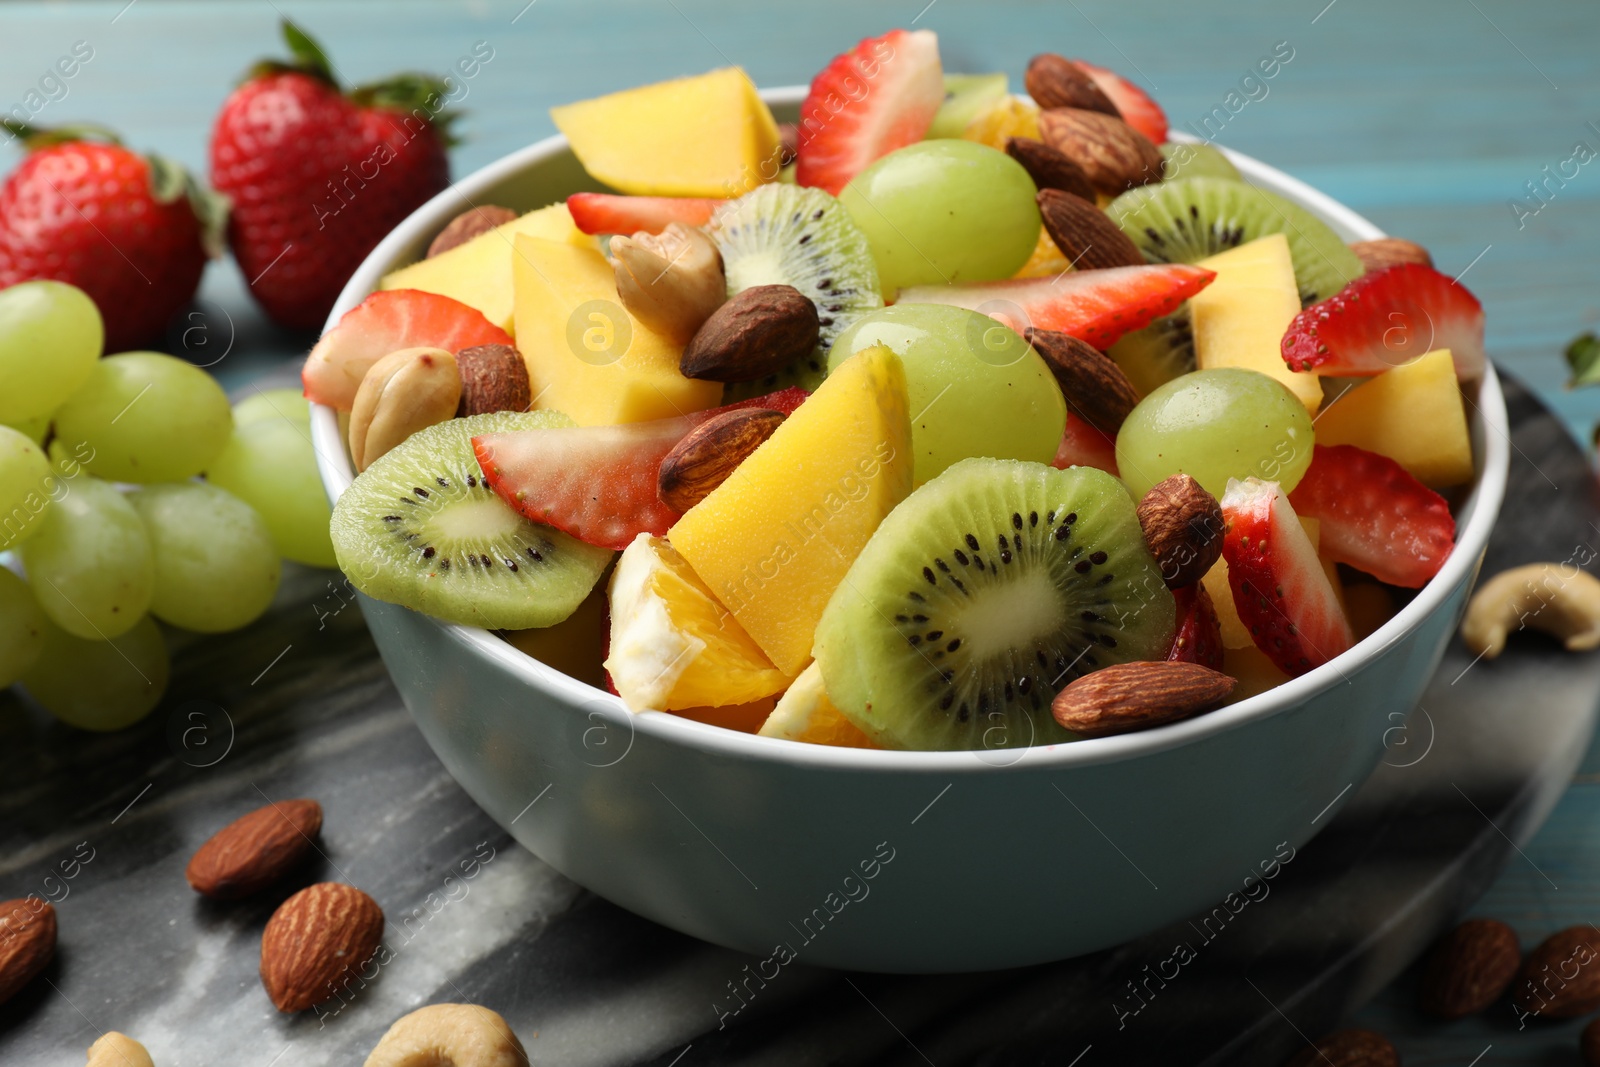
[
  {"left": 1565, "top": 332, "right": 1600, "bottom": 390},
  {"left": 280, "top": 19, "right": 336, "bottom": 83}
]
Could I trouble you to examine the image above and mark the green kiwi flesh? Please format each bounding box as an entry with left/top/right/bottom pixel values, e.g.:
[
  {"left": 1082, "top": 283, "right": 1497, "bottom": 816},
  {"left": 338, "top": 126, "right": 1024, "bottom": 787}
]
[
  {"left": 927, "top": 73, "right": 1010, "bottom": 139},
  {"left": 711, "top": 184, "right": 883, "bottom": 399},
  {"left": 1161, "top": 142, "right": 1243, "bottom": 182},
  {"left": 1108, "top": 309, "right": 1195, "bottom": 398},
  {"left": 331, "top": 411, "right": 613, "bottom": 630},
  {"left": 1108, "top": 176, "right": 1364, "bottom": 306},
  {"left": 814, "top": 458, "right": 1176, "bottom": 751}
]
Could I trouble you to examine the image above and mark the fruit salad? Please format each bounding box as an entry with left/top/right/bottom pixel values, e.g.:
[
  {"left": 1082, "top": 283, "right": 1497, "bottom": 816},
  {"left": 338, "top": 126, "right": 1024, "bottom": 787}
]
[{"left": 321, "top": 30, "right": 1482, "bottom": 752}]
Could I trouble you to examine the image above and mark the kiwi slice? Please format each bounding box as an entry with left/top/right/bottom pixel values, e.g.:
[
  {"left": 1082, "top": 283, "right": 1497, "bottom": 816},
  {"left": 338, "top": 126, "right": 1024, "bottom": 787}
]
[
  {"left": 331, "top": 411, "right": 613, "bottom": 630},
  {"left": 814, "top": 458, "right": 1176, "bottom": 751},
  {"left": 1161, "top": 142, "right": 1242, "bottom": 182},
  {"left": 927, "top": 73, "right": 1010, "bottom": 139},
  {"left": 1108, "top": 309, "right": 1194, "bottom": 398},
  {"left": 1108, "top": 176, "right": 1363, "bottom": 306},
  {"left": 710, "top": 184, "right": 883, "bottom": 399}
]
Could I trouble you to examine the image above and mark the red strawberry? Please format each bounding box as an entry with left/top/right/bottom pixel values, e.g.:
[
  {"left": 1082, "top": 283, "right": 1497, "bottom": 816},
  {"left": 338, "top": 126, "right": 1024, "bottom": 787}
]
[
  {"left": 1288, "top": 445, "right": 1454, "bottom": 588},
  {"left": 1073, "top": 61, "right": 1167, "bottom": 144},
  {"left": 303, "top": 289, "right": 511, "bottom": 410},
  {"left": 1280, "top": 264, "right": 1485, "bottom": 381},
  {"left": 210, "top": 20, "right": 453, "bottom": 330},
  {"left": 897, "top": 264, "right": 1214, "bottom": 349},
  {"left": 473, "top": 388, "right": 807, "bottom": 550},
  {"left": 567, "top": 193, "right": 721, "bottom": 235},
  {"left": 1222, "top": 477, "right": 1353, "bottom": 676},
  {"left": 796, "top": 29, "right": 944, "bottom": 195},
  {"left": 0, "top": 123, "right": 220, "bottom": 352},
  {"left": 1167, "top": 584, "right": 1224, "bottom": 670},
  {"left": 1051, "top": 411, "right": 1119, "bottom": 475}
]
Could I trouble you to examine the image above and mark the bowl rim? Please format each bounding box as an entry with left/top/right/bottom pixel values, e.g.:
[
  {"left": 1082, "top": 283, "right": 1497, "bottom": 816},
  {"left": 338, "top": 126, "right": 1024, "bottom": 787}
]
[{"left": 312, "top": 84, "right": 1511, "bottom": 773}]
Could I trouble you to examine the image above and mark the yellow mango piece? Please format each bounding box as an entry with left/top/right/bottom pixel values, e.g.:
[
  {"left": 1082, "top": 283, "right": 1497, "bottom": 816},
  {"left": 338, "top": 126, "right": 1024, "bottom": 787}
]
[
  {"left": 760, "top": 662, "right": 877, "bottom": 748},
  {"left": 512, "top": 235, "right": 721, "bottom": 425},
  {"left": 551, "top": 67, "right": 781, "bottom": 197},
  {"left": 962, "top": 96, "right": 1040, "bottom": 150},
  {"left": 1013, "top": 227, "right": 1073, "bottom": 279},
  {"left": 605, "top": 534, "right": 792, "bottom": 711},
  {"left": 1223, "top": 644, "right": 1290, "bottom": 702},
  {"left": 501, "top": 571, "right": 610, "bottom": 689},
  {"left": 1191, "top": 234, "right": 1322, "bottom": 412},
  {"left": 380, "top": 204, "right": 595, "bottom": 335},
  {"left": 669, "top": 346, "right": 914, "bottom": 675},
  {"left": 1314, "top": 348, "right": 1474, "bottom": 487},
  {"left": 671, "top": 697, "right": 778, "bottom": 734}
]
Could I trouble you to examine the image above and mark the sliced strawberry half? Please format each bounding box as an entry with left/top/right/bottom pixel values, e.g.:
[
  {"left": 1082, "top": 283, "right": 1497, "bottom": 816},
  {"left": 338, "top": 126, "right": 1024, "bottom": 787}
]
[
  {"left": 303, "top": 289, "right": 512, "bottom": 411},
  {"left": 1074, "top": 60, "right": 1167, "bottom": 144},
  {"left": 897, "top": 264, "right": 1214, "bottom": 350},
  {"left": 1167, "top": 584, "right": 1224, "bottom": 671},
  {"left": 1051, "top": 411, "right": 1119, "bottom": 475},
  {"left": 1288, "top": 445, "right": 1455, "bottom": 588},
  {"left": 796, "top": 29, "right": 944, "bottom": 195},
  {"left": 567, "top": 192, "right": 722, "bottom": 235},
  {"left": 1221, "top": 477, "right": 1353, "bottom": 677},
  {"left": 1280, "top": 263, "right": 1485, "bottom": 381},
  {"left": 473, "top": 388, "right": 807, "bottom": 551}
]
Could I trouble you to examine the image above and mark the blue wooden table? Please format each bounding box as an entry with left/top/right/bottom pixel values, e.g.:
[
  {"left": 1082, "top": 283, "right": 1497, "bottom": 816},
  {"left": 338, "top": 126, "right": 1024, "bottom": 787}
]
[{"left": 5, "top": 1, "right": 1600, "bottom": 1062}]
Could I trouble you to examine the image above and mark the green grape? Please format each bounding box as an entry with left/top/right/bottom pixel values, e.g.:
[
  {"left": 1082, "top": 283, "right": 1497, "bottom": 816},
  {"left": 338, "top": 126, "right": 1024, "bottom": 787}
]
[
  {"left": 1115, "top": 368, "right": 1315, "bottom": 500},
  {"left": 3, "top": 410, "right": 53, "bottom": 445},
  {"left": 233, "top": 387, "right": 310, "bottom": 427},
  {"left": 19, "top": 476, "right": 153, "bottom": 639},
  {"left": 0, "top": 568, "right": 46, "bottom": 688},
  {"left": 839, "top": 140, "right": 1041, "bottom": 298},
  {"left": 53, "top": 351, "right": 233, "bottom": 483},
  {"left": 129, "top": 482, "right": 281, "bottom": 632},
  {"left": 0, "top": 425, "right": 54, "bottom": 550},
  {"left": 0, "top": 280, "right": 103, "bottom": 424},
  {"left": 830, "top": 303, "right": 1065, "bottom": 485},
  {"left": 21, "top": 612, "right": 168, "bottom": 731},
  {"left": 207, "top": 417, "right": 335, "bottom": 567}
]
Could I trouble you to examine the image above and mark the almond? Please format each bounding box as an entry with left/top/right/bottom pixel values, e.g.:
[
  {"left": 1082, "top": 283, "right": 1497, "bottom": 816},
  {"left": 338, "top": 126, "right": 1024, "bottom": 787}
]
[
  {"left": 0, "top": 897, "right": 56, "bottom": 1005},
  {"left": 1037, "top": 108, "right": 1163, "bottom": 197},
  {"left": 1136, "top": 474, "right": 1224, "bottom": 589},
  {"left": 260, "top": 882, "right": 384, "bottom": 1013},
  {"left": 659, "top": 407, "right": 785, "bottom": 512},
  {"left": 1024, "top": 327, "right": 1139, "bottom": 435},
  {"left": 348, "top": 347, "right": 461, "bottom": 471},
  {"left": 680, "top": 285, "right": 819, "bottom": 383},
  {"left": 1051, "top": 661, "right": 1234, "bottom": 737},
  {"left": 1024, "top": 54, "right": 1119, "bottom": 116},
  {"left": 186, "top": 798, "right": 323, "bottom": 900},
  {"left": 1005, "top": 138, "right": 1097, "bottom": 202},
  {"left": 1349, "top": 237, "right": 1433, "bottom": 273},
  {"left": 1283, "top": 1029, "right": 1399, "bottom": 1067},
  {"left": 1418, "top": 917, "right": 1520, "bottom": 1018},
  {"left": 1035, "top": 189, "right": 1145, "bottom": 271},
  {"left": 456, "top": 343, "right": 531, "bottom": 416},
  {"left": 1514, "top": 925, "right": 1600, "bottom": 1018},
  {"left": 427, "top": 205, "right": 517, "bottom": 258}
]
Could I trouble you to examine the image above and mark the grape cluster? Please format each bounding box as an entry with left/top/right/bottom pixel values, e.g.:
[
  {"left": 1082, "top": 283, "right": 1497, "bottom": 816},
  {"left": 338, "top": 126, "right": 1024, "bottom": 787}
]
[{"left": 0, "top": 281, "right": 335, "bottom": 731}]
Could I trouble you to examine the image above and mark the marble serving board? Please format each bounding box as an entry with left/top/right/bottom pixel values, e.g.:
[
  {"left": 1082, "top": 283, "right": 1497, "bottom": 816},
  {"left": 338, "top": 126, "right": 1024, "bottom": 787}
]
[{"left": 1, "top": 374, "right": 1597, "bottom": 1067}]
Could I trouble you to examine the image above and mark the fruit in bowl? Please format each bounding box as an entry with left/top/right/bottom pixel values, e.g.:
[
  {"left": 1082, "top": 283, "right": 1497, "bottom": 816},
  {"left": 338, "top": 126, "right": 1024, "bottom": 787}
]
[{"left": 308, "top": 32, "right": 1506, "bottom": 970}]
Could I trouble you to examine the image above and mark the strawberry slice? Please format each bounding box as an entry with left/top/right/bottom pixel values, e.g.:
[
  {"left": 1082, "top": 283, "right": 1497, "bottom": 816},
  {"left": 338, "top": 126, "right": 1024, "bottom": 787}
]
[
  {"left": 796, "top": 29, "right": 944, "bottom": 195},
  {"left": 1167, "top": 584, "right": 1224, "bottom": 671},
  {"left": 1288, "top": 445, "right": 1455, "bottom": 588},
  {"left": 1051, "top": 412, "right": 1119, "bottom": 475},
  {"left": 473, "top": 388, "right": 807, "bottom": 550},
  {"left": 303, "top": 289, "right": 512, "bottom": 411},
  {"left": 567, "top": 192, "right": 722, "bottom": 235},
  {"left": 897, "top": 264, "right": 1214, "bottom": 350},
  {"left": 1074, "top": 60, "right": 1167, "bottom": 144},
  {"left": 1221, "top": 477, "right": 1353, "bottom": 676},
  {"left": 1280, "top": 264, "right": 1485, "bottom": 381}
]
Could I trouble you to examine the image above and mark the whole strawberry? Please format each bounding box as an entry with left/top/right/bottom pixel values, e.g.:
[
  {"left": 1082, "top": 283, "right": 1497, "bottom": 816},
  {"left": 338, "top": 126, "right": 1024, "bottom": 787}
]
[
  {"left": 0, "top": 123, "right": 220, "bottom": 352},
  {"left": 210, "top": 20, "right": 453, "bottom": 331}
]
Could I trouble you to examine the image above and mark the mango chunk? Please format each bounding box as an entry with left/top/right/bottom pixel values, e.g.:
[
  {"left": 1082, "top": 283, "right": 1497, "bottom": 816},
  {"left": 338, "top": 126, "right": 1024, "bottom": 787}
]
[
  {"left": 511, "top": 235, "right": 721, "bottom": 425},
  {"left": 552, "top": 67, "right": 781, "bottom": 197},
  {"left": 669, "top": 346, "right": 913, "bottom": 674},
  {"left": 380, "top": 204, "right": 595, "bottom": 335},
  {"left": 1314, "top": 348, "right": 1473, "bottom": 487},
  {"left": 1191, "top": 233, "right": 1322, "bottom": 413}
]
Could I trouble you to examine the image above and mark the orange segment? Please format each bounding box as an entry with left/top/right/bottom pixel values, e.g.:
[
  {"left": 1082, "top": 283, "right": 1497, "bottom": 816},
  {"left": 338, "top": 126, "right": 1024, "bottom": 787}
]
[
  {"left": 962, "top": 96, "right": 1040, "bottom": 150},
  {"left": 759, "top": 662, "right": 876, "bottom": 748}
]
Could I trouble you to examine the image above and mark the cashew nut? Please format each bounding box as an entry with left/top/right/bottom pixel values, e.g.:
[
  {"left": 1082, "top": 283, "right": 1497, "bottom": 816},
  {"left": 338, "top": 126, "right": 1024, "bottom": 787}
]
[
  {"left": 1460, "top": 562, "right": 1600, "bottom": 659},
  {"left": 611, "top": 223, "right": 725, "bottom": 344},
  {"left": 363, "top": 1003, "right": 529, "bottom": 1067},
  {"left": 86, "top": 1032, "right": 153, "bottom": 1067},
  {"left": 348, "top": 347, "right": 462, "bottom": 472}
]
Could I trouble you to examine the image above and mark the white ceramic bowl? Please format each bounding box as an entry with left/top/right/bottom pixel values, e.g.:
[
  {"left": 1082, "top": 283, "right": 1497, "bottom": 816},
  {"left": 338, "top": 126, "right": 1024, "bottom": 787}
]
[{"left": 312, "top": 88, "right": 1509, "bottom": 972}]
